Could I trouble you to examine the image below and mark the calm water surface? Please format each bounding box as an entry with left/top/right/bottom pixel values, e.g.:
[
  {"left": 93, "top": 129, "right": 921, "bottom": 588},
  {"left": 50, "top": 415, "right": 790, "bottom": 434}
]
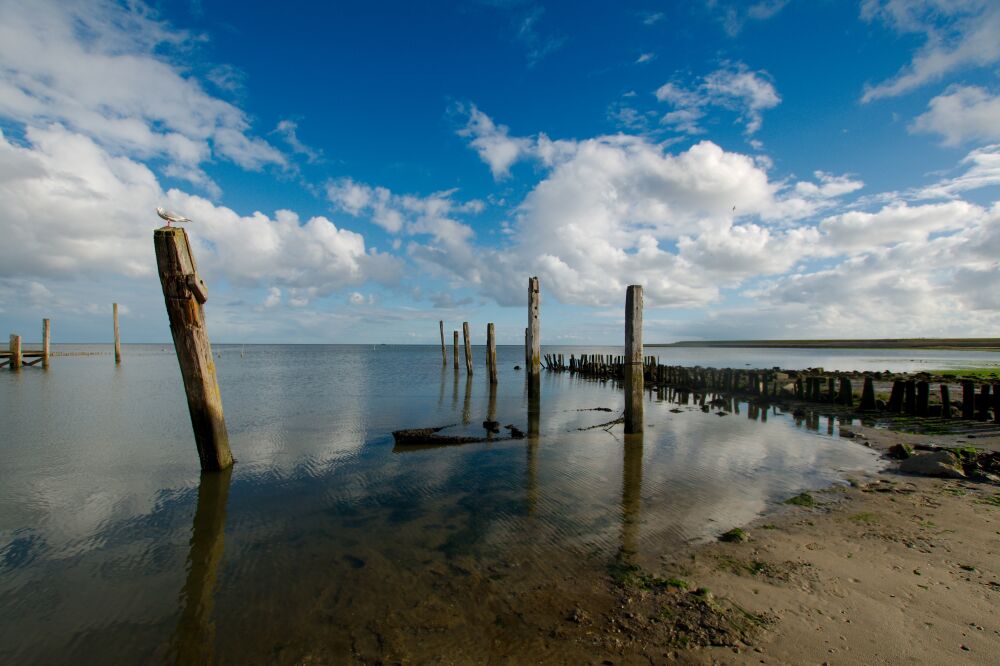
[{"left": 2, "top": 343, "right": 982, "bottom": 662}]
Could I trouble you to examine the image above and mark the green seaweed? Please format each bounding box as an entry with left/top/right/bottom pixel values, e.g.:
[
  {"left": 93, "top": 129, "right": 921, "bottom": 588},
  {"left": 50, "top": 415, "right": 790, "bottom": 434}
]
[{"left": 784, "top": 492, "right": 818, "bottom": 507}]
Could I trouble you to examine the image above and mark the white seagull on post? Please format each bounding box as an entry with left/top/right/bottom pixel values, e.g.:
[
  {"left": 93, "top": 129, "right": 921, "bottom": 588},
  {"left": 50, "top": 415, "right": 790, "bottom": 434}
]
[{"left": 157, "top": 207, "right": 192, "bottom": 227}]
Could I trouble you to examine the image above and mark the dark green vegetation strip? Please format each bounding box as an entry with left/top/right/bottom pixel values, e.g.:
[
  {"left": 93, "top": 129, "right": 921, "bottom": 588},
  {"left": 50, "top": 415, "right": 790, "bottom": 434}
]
[{"left": 650, "top": 338, "right": 1000, "bottom": 350}]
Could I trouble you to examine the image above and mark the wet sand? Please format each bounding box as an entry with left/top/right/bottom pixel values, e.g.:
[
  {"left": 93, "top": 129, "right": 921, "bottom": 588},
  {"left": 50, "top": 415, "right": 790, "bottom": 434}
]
[{"left": 581, "top": 426, "right": 1000, "bottom": 664}]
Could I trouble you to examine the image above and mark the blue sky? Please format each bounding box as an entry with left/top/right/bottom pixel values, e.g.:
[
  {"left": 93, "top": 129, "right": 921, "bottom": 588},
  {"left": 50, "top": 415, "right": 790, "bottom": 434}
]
[{"left": 1, "top": 0, "right": 999, "bottom": 344}]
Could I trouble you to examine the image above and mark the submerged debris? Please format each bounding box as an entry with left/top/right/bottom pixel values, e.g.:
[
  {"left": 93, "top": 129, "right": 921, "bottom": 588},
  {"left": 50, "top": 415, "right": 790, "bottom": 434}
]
[{"left": 392, "top": 426, "right": 486, "bottom": 446}]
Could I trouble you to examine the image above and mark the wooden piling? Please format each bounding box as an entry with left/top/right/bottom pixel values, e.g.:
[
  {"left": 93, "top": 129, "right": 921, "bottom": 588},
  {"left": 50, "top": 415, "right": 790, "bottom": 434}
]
[
  {"left": 527, "top": 277, "right": 540, "bottom": 376},
  {"left": 624, "top": 285, "right": 643, "bottom": 434},
  {"left": 838, "top": 377, "right": 853, "bottom": 406},
  {"left": 887, "top": 380, "right": 904, "bottom": 412},
  {"left": 42, "top": 319, "right": 50, "bottom": 369},
  {"left": 993, "top": 383, "right": 1000, "bottom": 425},
  {"left": 487, "top": 323, "right": 498, "bottom": 384},
  {"left": 113, "top": 303, "right": 122, "bottom": 364},
  {"left": 154, "top": 226, "right": 233, "bottom": 471},
  {"left": 904, "top": 380, "right": 916, "bottom": 415},
  {"left": 453, "top": 331, "right": 459, "bottom": 369},
  {"left": 978, "top": 384, "right": 990, "bottom": 420},
  {"left": 859, "top": 376, "right": 877, "bottom": 411},
  {"left": 916, "top": 381, "right": 929, "bottom": 416},
  {"left": 462, "top": 322, "right": 473, "bottom": 375},
  {"left": 9, "top": 334, "right": 22, "bottom": 370},
  {"left": 940, "top": 384, "right": 951, "bottom": 419},
  {"left": 439, "top": 320, "right": 446, "bottom": 366},
  {"left": 962, "top": 381, "right": 975, "bottom": 419}
]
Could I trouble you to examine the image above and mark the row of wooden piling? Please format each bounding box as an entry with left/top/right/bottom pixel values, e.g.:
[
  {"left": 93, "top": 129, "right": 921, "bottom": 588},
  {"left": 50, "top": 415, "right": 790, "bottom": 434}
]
[
  {"left": 438, "top": 319, "right": 499, "bottom": 384},
  {"left": 3, "top": 305, "right": 125, "bottom": 371},
  {"left": 556, "top": 355, "right": 1000, "bottom": 423}
]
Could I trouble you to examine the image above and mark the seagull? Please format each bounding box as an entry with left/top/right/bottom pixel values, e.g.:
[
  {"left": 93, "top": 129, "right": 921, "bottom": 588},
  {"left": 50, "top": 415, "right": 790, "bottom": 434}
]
[{"left": 156, "top": 207, "right": 191, "bottom": 227}]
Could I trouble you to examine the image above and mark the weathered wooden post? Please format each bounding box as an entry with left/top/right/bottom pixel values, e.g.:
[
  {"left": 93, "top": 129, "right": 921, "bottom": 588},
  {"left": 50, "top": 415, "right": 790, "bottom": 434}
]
[
  {"left": 940, "top": 384, "right": 951, "bottom": 419},
  {"left": 462, "top": 322, "right": 473, "bottom": 375},
  {"left": 42, "top": 318, "right": 50, "bottom": 369},
  {"left": 439, "top": 320, "right": 446, "bottom": 366},
  {"left": 904, "top": 380, "right": 916, "bottom": 415},
  {"left": 859, "top": 376, "right": 877, "bottom": 411},
  {"left": 487, "top": 322, "right": 498, "bottom": 384},
  {"left": 961, "top": 380, "right": 975, "bottom": 419},
  {"left": 113, "top": 303, "right": 122, "bottom": 364},
  {"left": 887, "top": 380, "right": 904, "bottom": 412},
  {"left": 916, "top": 381, "right": 929, "bottom": 416},
  {"left": 624, "top": 285, "right": 643, "bottom": 434},
  {"left": 838, "top": 377, "right": 853, "bottom": 406},
  {"left": 978, "top": 384, "right": 991, "bottom": 420},
  {"left": 154, "top": 226, "right": 233, "bottom": 471},
  {"left": 453, "top": 330, "right": 459, "bottom": 370},
  {"left": 527, "top": 277, "right": 540, "bottom": 376},
  {"left": 993, "top": 383, "right": 1000, "bottom": 425},
  {"left": 9, "top": 334, "right": 22, "bottom": 370}
]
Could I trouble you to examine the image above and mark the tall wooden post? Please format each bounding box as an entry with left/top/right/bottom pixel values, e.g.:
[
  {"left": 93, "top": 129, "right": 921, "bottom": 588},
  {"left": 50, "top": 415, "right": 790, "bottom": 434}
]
[
  {"left": 462, "top": 322, "right": 473, "bottom": 375},
  {"left": 940, "top": 384, "right": 951, "bottom": 419},
  {"left": 113, "top": 303, "right": 122, "bottom": 364},
  {"left": 487, "top": 322, "right": 498, "bottom": 384},
  {"left": 9, "top": 334, "right": 22, "bottom": 370},
  {"left": 42, "top": 319, "right": 50, "bottom": 369},
  {"left": 527, "top": 277, "right": 540, "bottom": 376},
  {"left": 453, "top": 330, "right": 459, "bottom": 369},
  {"left": 154, "top": 226, "right": 233, "bottom": 471},
  {"left": 439, "top": 320, "right": 446, "bottom": 366},
  {"left": 624, "top": 285, "right": 643, "bottom": 434}
]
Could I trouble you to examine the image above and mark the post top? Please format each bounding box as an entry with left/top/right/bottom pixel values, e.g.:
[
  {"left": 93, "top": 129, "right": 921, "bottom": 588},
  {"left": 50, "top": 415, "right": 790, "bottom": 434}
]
[{"left": 154, "top": 226, "right": 186, "bottom": 236}]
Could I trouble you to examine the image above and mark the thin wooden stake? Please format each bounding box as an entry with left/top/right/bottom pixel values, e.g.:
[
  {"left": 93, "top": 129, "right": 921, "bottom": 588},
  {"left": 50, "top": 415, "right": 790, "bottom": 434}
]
[
  {"left": 453, "top": 330, "right": 459, "bottom": 369},
  {"left": 154, "top": 226, "right": 233, "bottom": 471},
  {"left": 624, "top": 285, "right": 643, "bottom": 434},
  {"left": 462, "top": 321, "right": 473, "bottom": 375},
  {"left": 487, "top": 322, "right": 498, "bottom": 384},
  {"left": 42, "top": 318, "right": 50, "bottom": 369},
  {"left": 113, "top": 302, "right": 122, "bottom": 364},
  {"left": 439, "top": 320, "right": 446, "bottom": 366}
]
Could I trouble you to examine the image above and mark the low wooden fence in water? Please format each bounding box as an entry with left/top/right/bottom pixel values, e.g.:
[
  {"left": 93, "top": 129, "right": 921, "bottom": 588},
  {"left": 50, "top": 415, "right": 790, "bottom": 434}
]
[{"left": 542, "top": 353, "right": 1000, "bottom": 424}]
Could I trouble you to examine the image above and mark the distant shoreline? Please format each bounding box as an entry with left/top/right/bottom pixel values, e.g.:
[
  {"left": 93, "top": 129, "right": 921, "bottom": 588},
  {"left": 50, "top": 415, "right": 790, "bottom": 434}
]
[{"left": 649, "top": 338, "right": 1000, "bottom": 351}]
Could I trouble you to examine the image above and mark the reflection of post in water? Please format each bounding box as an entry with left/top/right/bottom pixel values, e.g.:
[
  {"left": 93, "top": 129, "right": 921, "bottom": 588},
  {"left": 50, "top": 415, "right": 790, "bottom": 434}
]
[
  {"left": 452, "top": 367, "right": 459, "bottom": 409},
  {"left": 527, "top": 372, "right": 541, "bottom": 439},
  {"left": 526, "top": 373, "right": 541, "bottom": 514},
  {"left": 172, "top": 468, "right": 232, "bottom": 664},
  {"left": 438, "top": 363, "right": 447, "bottom": 406},
  {"left": 620, "top": 435, "right": 643, "bottom": 558},
  {"left": 463, "top": 373, "right": 473, "bottom": 425},
  {"left": 487, "top": 381, "right": 498, "bottom": 441}
]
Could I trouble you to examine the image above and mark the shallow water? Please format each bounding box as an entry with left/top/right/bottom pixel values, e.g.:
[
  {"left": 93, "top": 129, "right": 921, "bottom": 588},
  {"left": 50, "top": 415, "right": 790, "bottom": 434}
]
[{"left": 0, "top": 343, "right": 962, "bottom": 662}]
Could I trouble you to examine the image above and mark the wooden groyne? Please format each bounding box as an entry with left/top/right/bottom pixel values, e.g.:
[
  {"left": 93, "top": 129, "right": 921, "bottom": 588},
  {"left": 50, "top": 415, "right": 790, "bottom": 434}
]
[{"left": 544, "top": 357, "right": 1000, "bottom": 424}]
